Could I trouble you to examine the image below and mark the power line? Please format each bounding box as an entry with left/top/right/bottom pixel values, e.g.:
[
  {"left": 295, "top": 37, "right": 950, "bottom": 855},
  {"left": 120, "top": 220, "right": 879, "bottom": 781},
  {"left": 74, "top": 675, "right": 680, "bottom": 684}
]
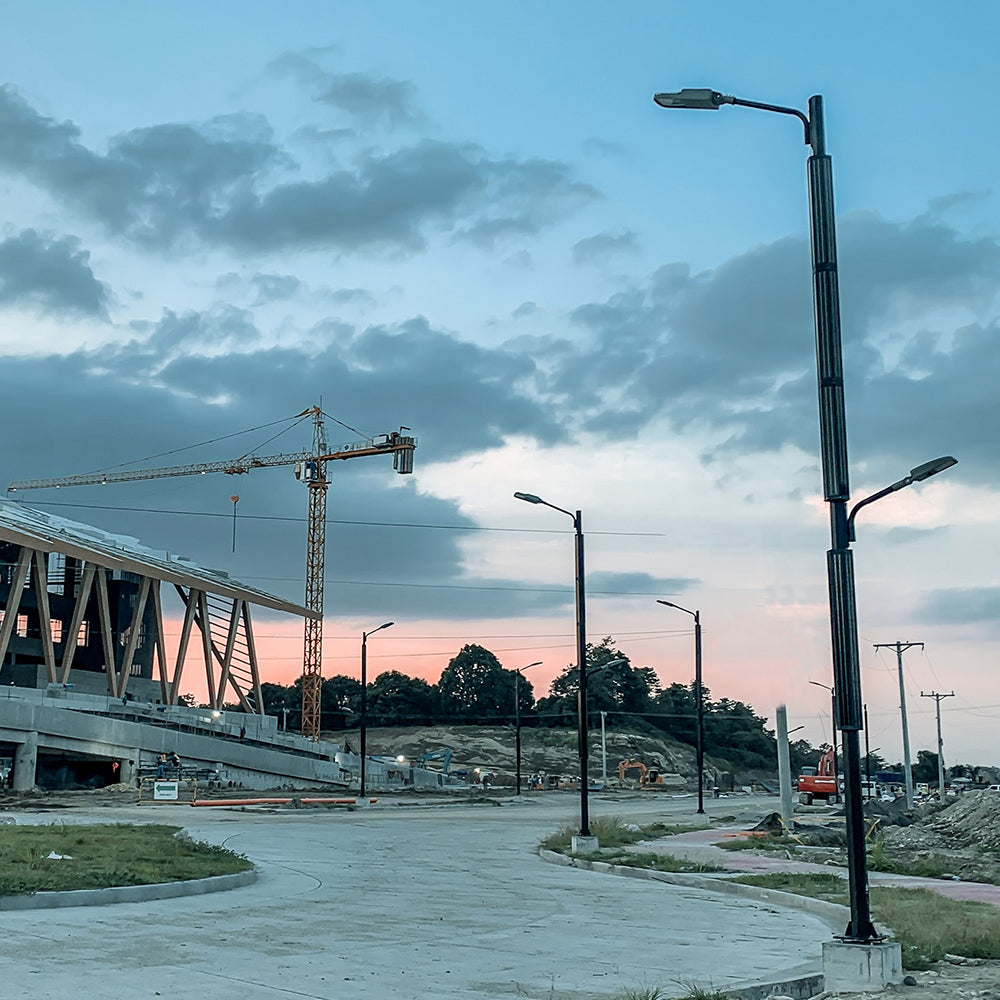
[{"left": 22, "top": 500, "right": 665, "bottom": 537}]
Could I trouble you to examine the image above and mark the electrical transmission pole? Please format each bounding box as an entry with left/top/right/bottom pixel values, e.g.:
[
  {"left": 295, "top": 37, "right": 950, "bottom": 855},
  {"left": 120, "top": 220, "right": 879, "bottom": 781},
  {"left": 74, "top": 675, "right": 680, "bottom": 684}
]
[
  {"left": 921, "top": 690, "right": 955, "bottom": 798},
  {"left": 874, "top": 641, "right": 923, "bottom": 807}
]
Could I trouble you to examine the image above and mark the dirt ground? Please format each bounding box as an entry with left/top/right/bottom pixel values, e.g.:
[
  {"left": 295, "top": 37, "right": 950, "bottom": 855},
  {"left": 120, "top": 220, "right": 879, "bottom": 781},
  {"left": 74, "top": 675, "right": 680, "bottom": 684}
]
[{"left": 819, "top": 957, "right": 1000, "bottom": 999}]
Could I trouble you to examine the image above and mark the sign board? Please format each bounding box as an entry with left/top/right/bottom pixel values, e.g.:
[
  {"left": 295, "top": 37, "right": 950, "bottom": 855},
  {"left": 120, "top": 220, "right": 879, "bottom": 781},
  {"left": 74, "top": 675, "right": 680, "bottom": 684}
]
[{"left": 153, "top": 781, "right": 179, "bottom": 801}]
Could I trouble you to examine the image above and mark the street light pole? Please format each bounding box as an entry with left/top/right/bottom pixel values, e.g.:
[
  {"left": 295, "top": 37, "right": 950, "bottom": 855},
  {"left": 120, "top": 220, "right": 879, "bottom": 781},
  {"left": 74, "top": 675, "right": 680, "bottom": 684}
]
[
  {"left": 653, "top": 87, "right": 875, "bottom": 941},
  {"left": 515, "top": 661, "right": 542, "bottom": 795},
  {"left": 513, "top": 492, "right": 592, "bottom": 838},
  {"left": 359, "top": 621, "right": 394, "bottom": 798},
  {"left": 809, "top": 679, "right": 840, "bottom": 804},
  {"left": 653, "top": 87, "right": 959, "bottom": 945},
  {"left": 656, "top": 600, "right": 704, "bottom": 814}
]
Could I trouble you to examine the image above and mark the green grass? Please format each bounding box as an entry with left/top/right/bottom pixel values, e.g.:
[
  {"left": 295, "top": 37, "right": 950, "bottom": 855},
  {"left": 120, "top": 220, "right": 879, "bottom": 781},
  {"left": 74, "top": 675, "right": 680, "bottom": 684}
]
[
  {"left": 730, "top": 872, "right": 1000, "bottom": 970},
  {"left": 540, "top": 815, "right": 696, "bottom": 853},
  {"left": 0, "top": 823, "right": 252, "bottom": 895},
  {"left": 578, "top": 849, "right": 724, "bottom": 874},
  {"left": 714, "top": 833, "right": 798, "bottom": 853}
]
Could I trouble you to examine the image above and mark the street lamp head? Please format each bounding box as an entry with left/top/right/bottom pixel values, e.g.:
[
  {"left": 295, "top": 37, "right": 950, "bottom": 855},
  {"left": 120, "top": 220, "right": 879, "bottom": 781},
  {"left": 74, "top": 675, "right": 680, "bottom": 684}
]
[
  {"left": 513, "top": 491, "right": 544, "bottom": 504},
  {"left": 520, "top": 661, "right": 543, "bottom": 671},
  {"left": 909, "top": 455, "right": 957, "bottom": 483},
  {"left": 653, "top": 88, "right": 733, "bottom": 110}
]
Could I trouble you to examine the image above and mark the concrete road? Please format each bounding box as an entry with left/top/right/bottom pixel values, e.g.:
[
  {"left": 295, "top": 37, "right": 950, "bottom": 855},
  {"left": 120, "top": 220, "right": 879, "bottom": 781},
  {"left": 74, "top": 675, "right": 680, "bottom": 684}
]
[{"left": 0, "top": 792, "right": 829, "bottom": 999}]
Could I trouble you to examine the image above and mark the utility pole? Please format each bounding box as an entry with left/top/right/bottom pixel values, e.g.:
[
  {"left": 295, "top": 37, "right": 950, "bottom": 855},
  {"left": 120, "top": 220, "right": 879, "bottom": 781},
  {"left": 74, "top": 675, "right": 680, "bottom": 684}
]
[
  {"left": 921, "top": 690, "right": 955, "bottom": 798},
  {"left": 874, "top": 641, "right": 923, "bottom": 807}
]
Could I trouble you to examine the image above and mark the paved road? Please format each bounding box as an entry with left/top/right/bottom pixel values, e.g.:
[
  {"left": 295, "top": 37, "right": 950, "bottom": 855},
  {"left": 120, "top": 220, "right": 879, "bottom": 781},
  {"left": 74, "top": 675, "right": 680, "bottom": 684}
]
[{"left": 0, "top": 793, "right": 829, "bottom": 1000}]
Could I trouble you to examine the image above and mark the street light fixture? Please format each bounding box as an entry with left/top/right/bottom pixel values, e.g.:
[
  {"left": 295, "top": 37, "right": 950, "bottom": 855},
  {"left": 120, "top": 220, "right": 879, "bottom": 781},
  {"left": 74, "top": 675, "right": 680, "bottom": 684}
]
[
  {"left": 809, "top": 679, "right": 840, "bottom": 804},
  {"left": 653, "top": 86, "right": 879, "bottom": 941},
  {"left": 656, "top": 600, "right": 705, "bottom": 814},
  {"left": 514, "top": 661, "right": 542, "bottom": 795},
  {"left": 514, "top": 491, "right": 594, "bottom": 839},
  {"left": 847, "top": 457, "right": 957, "bottom": 541},
  {"left": 359, "top": 621, "right": 394, "bottom": 797}
]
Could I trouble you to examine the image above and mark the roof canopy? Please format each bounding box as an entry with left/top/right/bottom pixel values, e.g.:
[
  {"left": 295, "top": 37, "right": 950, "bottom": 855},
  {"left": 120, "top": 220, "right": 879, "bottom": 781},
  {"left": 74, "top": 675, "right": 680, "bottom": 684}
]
[{"left": 0, "top": 499, "right": 316, "bottom": 619}]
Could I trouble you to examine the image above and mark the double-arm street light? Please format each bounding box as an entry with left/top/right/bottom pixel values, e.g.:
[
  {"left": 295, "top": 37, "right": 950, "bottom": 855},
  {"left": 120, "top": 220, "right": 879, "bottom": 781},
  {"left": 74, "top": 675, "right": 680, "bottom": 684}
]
[
  {"left": 654, "top": 86, "right": 959, "bottom": 946},
  {"left": 513, "top": 491, "right": 596, "bottom": 838},
  {"left": 656, "top": 600, "right": 705, "bottom": 814},
  {"left": 514, "top": 661, "right": 542, "bottom": 795},
  {"left": 653, "top": 85, "right": 876, "bottom": 942},
  {"left": 359, "top": 621, "right": 394, "bottom": 797}
]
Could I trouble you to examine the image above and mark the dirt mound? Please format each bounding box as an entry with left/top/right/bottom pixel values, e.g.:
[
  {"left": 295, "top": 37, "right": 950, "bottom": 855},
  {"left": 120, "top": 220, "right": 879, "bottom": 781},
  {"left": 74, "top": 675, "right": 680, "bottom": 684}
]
[{"left": 924, "top": 790, "right": 1000, "bottom": 850}]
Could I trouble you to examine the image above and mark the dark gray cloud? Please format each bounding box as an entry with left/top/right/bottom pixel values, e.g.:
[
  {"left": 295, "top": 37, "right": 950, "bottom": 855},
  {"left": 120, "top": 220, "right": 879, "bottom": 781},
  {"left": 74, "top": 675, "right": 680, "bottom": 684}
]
[
  {"left": 268, "top": 52, "right": 422, "bottom": 129},
  {"left": 0, "top": 86, "right": 595, "bottom": 256},
  {"left": 587, "top": 571, "right": 697, "bottom": 596},
  {"left": 0, "top": 229, "right": 108, "bottom": 316},
  {"left": 548, "top": 211, "right": 1000, "bottom": 480},
  {"left": 572, "top": 230, "right": 639, "bottom": 266},
  {"left": 916, "top": 587, "right": 1000, "bottom": 626}
]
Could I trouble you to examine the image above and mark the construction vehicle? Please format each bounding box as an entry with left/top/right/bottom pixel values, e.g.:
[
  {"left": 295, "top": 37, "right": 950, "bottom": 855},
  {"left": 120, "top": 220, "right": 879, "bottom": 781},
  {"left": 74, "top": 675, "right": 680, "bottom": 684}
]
[
  {"left": 7, "top": 406, "right": 416, "bottom": 740},
  {"left": 618, "top": 760, "right": 663, "bottom": 787},
  {"left": 414, "top": 749, "right": 452, "bottom": 775},
  {"left": 796, "top": 746, "right": 839, "bottom": 804}
]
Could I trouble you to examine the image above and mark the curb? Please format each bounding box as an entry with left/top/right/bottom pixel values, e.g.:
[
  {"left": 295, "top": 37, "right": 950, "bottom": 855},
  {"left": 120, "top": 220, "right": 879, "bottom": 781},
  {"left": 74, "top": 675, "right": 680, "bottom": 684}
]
[
  {"left": 540, "top": 849, "right": 848, "bottom": 999},
  {"left": 0, "top": 868, "right": 258, "bottom": 910}
]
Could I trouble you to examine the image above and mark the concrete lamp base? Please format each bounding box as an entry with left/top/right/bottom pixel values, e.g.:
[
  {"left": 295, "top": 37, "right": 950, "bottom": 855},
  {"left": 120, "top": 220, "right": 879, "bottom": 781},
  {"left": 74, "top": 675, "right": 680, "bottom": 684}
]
[
  {"left": 571, "top": 835, "right": 599, "bottom": 853},
  {"left": 822, "top": 940, "right": 902, "bottom": 992}
]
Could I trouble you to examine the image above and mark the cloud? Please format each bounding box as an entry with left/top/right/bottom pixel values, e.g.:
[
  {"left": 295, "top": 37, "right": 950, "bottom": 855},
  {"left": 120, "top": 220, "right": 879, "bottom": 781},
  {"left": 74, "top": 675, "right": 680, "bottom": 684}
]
[
  {"left": 251, "top": 273, "right": 302, "bottom": 303},
  {"left": 0, "top": 229, "right": 108, "bottom": 316},
  {"left": 882, "top": 525, "right": 950, "bottom": 545},
  {"left": 545, "top": 212, "right": 1000, "bottom": 479},
  {"left": 916, "top": 586, "right": 1000, "bottom": 626},
  {"left": 0, "top": 86, "right": 595, "bottom": 256},
  {"left": 587, "top": 571, "right": 698, "bottom": 596},
  {"left": 268, "top": 51, "right": 422, "bottom": 129},
  {"left": 572, "top": 230, "right": 639, "bottom": 266}
]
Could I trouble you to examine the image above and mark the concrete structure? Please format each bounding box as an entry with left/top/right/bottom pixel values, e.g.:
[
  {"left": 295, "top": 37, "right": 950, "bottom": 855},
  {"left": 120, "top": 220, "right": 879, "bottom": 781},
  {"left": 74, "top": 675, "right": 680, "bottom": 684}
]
[
  {"left": 822, "top": 940, "right": 903, "bottom": 991},
  {"left": 0, "top": 499, "right": 316, "bottom": 712}
]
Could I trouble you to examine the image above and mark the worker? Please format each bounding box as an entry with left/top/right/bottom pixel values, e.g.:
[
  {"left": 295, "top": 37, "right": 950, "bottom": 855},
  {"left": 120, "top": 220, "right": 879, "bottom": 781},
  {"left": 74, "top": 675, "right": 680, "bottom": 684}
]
[
  {"left": 170, "top": 751, "right": 180, "bottom": 773},
  {"left": 156, "top": 754, "right": 167, "bottom": 779}
]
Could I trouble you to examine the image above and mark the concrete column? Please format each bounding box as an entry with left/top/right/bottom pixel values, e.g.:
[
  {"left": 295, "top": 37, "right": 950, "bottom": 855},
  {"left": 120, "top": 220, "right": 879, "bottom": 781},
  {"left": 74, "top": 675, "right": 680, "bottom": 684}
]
[
  {"left": 118, "top": 752, "right": 139, "bottom": 786},
  {"left": 12, "top": 732, "right": 38, "bottom": 791},
  {"left": 776, "top": 705, "right": 794, "bottom": 826}
]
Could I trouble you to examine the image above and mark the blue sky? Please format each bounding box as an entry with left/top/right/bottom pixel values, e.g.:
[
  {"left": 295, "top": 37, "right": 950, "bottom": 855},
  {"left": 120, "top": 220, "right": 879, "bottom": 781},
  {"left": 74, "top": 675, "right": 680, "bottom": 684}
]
[{"left": 0, "top": 3, "right": 997, "bottom": 763}]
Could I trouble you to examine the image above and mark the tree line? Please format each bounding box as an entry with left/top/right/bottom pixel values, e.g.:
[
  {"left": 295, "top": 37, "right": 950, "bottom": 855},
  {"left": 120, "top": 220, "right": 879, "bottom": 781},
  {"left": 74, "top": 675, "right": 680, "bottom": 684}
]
[{"left": 256, "top": 637, "right": 785, "bottom": 770}]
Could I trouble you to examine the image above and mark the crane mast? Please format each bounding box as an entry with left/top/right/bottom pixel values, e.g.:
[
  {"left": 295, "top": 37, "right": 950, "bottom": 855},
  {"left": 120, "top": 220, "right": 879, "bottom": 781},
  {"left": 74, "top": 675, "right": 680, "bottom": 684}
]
[{"left": 7, "top": 405, "right": 416, "bottom": 740}]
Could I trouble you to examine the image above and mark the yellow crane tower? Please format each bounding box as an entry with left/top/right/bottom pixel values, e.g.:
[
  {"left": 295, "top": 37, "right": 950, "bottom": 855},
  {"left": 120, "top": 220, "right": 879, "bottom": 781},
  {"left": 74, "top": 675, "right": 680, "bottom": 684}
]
[{"left": 7, "top": 406, "right": 416, "bottom": 739}]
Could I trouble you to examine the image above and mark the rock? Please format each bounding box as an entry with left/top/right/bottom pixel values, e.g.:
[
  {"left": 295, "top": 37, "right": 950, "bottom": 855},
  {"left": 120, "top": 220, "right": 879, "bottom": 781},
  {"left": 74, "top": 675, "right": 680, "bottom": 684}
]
[{"left": 902, "top": 974, "right": 918, "bottom": 986}]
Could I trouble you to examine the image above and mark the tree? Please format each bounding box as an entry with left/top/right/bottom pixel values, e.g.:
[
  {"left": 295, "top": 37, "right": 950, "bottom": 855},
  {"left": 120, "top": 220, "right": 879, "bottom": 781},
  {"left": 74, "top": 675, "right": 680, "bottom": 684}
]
[
  {"left": 367, "top": 671, "right": 438, "bottom": 726},
  {"left": 546, "top": 639, "right": 658, "bottom": 724},
  {"left": 437, "top": 644, "right": 515, "bottom": 721},
  {"left": 912, "top": 749, "right": 940, "bottom": 783}
]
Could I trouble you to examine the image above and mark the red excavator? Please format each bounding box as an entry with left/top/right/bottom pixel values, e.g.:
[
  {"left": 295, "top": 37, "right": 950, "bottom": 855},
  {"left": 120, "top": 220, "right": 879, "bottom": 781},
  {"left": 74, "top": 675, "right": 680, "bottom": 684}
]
[{"left": 796, "top": 746, "right": 838, "bottom": 805}]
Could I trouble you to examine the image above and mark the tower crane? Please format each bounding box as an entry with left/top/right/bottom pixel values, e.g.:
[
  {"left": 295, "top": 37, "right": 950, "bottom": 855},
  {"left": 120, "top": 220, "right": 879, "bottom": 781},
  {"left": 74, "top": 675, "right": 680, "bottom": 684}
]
[{"left": 7, "top": 406, "right": 416, "bottom": 739}]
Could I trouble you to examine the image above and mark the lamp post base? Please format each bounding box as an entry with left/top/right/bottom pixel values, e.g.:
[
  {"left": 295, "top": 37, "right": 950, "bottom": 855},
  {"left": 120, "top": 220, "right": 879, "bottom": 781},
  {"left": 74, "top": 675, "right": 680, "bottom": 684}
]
[
  {"left": 822, "top": 941, "right": 901, "bottom": 992},
  {"left": 571, "top": 835, "right": 599, "bottom": 853}
]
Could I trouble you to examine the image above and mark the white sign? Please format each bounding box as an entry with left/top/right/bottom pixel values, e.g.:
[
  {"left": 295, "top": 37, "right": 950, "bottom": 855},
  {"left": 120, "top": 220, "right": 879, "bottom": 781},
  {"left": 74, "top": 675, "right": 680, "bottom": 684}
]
[{"left": 153, "top": 781, "right": 179, "bottom": 800}]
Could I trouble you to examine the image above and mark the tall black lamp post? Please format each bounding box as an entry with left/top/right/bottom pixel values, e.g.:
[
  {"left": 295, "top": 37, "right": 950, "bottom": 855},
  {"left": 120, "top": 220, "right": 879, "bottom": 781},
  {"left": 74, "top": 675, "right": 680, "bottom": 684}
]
[
  {"left": 359, "top": 621, "right": 394, "bottom": 797},
  {"left": 653, "top": 86, "right": 879, "bottom": 940},
  {"left": 513, "top": 491, "right": 594, "bottom": 837},
  {"left": 514, "top": 661, "right": 542, "bottom": 795},
  {"left": 656, "top": 600, "right": 704, "bottom": 814},
  {"left": 653, "top": 86, "right": 958, "bottom": 943}
]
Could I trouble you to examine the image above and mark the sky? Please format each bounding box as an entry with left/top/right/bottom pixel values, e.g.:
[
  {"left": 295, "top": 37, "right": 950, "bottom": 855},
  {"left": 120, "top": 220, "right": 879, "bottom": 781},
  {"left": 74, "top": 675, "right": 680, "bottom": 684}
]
[{"left": 0, "top": 3, "right": 996, "bottom": 764}]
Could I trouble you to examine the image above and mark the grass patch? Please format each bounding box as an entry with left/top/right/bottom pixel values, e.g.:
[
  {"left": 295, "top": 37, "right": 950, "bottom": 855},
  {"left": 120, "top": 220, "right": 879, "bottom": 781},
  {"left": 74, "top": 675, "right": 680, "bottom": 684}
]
[
  {"left": 870, "top": 886, "right": 1000, "bottom": 970},
  {"left": 540, "top": 816, "right": 697, "bottom": 853},
  {"left": 0, "top": 823, "right": 252, "bottom": 895},
  {"left": 866, "top": 837, "right": 993, "bottom": 881},
  {"left": 582, "top": 849, "right": 724, "bottom": 874},
  {"left": 714, "top": 833, "right": 798, "bottom": 853},
  {"left": 730, "top": 872, "right": 1000, "bottom": 970}
]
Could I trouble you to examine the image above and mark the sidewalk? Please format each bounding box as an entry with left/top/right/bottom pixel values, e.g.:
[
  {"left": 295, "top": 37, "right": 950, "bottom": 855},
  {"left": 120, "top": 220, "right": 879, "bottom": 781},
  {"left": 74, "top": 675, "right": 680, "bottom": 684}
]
[{"left": 645, "top": 827, "right": 1000, "bottom": 908}]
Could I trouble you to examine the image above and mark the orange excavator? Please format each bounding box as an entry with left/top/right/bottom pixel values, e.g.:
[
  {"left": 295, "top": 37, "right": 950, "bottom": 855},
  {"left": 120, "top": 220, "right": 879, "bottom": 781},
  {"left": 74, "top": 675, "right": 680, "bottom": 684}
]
[
  {"left": 796, "top": 746, "right": 839, "bottom": 804},
  {"left": 618, "top": 760, "right": 663, "bottom": 786}
]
